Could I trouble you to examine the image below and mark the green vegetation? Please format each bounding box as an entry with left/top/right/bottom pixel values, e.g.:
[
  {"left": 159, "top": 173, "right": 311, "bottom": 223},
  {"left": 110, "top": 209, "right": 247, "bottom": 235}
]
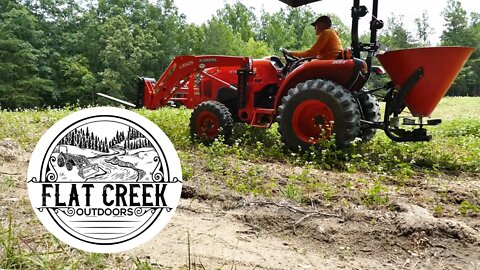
[
  {"left": 0, "top": 0, "right": 478, "bottom": 110},
  {"left": 458, "top": 200, "right": 480, "bottom": 215},
  {"left": 128, "top": 98, "right": 479, "bottom": 176},
  {"left": 363, "top": 181, "right": 389, "bottom": 206},
  {"left": 1, "top": 98, "right": 479, "bottom": 176},
  {"left": 0, "top": 212, "right": 112, "bottom": 269}
]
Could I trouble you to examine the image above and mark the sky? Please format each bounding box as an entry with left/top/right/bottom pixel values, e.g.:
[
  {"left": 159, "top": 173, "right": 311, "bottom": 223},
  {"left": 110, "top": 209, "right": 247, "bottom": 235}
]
[
  {"left": 78, "top": 122, "right": 129, "bottom": 141},
  {"left": 173, "top": 0, "right": 479, "bottom": 45}
]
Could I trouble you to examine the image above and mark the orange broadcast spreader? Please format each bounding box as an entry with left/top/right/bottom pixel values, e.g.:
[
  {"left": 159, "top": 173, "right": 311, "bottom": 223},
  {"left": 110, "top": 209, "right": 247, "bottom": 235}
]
[{"left": 377, "top": 47, "right": 475, "bottom": 117}]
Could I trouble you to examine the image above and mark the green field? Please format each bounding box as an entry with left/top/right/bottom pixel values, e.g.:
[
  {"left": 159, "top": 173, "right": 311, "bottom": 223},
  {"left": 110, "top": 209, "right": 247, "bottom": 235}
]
[{"left": 1, "top": 97, "right": 479, "bottom": 174}]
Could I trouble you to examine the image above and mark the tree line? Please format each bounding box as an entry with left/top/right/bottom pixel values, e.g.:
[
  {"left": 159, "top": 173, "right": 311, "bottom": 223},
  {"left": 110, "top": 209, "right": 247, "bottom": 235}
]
[
  {"left": 0, "top": 0, "right": 478, "bottom": 109},
  {"left": 59, "top": 128, "right": 110, "bottom": 153},
  {"left": 59, "top": 126, "right": 152, "bottom": 153},
  {"left": 123, "top": 126, "right": 153, "bottom": 150}
]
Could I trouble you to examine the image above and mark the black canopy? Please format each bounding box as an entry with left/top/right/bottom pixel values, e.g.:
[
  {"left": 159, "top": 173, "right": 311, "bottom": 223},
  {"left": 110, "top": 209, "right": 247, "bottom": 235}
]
[{"left": 277, "top": 0, "right": 322, "bottom": 7}]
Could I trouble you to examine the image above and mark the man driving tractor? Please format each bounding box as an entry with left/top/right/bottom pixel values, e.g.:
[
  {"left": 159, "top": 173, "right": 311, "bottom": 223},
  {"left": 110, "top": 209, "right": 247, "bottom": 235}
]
[{"left": 285, "top": 15, "right": 344, "bottom": 60}]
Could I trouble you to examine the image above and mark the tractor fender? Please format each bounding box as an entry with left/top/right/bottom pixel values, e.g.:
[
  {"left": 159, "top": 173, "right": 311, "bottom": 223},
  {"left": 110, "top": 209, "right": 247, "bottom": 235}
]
[{"left": 274, "top": 59, "right": 364, "bottom": 109}]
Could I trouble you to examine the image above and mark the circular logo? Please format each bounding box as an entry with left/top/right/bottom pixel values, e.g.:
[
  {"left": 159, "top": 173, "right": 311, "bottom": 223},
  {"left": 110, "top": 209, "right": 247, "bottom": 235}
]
[{"left": 27, "top": 107, "right": 182, "bottom": 253}]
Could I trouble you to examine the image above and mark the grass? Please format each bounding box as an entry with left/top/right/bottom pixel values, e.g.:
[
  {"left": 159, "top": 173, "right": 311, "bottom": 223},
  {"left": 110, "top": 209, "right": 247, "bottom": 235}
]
[
  {"left": 142, "top": 97, "right": 480, "bottom": 175},
  {"left": 458, "top": 200, "right": 480, "bottom": 215},
  {"left": 0, "top": 210, "right": 112, "bottom": 269},
  {"left": 139, "top": 97, "right": 479, "bottom": 211},
  {"left": 429, "top": 97, "right": 480, "bottom": 121},
  {"left": 1, "top": 98, "right": 479, "bottom": 189},
  {"left": 0, "top": 176, "right": 16, "bottom": 193},
  {"left": 3, "top": 98, "right": 478, "bottom": 175}
]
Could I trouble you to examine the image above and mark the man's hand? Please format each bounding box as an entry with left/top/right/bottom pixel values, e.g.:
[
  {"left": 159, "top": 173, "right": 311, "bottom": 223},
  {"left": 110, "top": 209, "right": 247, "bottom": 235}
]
[{"left": 280, "top": 47, "right": 292, "bottom": 55}]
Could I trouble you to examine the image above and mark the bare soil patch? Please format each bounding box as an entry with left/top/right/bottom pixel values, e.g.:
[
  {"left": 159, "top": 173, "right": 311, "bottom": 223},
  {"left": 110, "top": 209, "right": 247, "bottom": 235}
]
[{"left": 129, "top": 184, "right": 480, "bottom": 269}]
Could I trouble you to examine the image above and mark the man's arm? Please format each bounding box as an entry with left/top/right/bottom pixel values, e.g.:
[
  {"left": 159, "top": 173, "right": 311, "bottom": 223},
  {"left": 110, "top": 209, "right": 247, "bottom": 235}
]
[{"left": 290, "top": 30, "right": 330, "bottom": 58}]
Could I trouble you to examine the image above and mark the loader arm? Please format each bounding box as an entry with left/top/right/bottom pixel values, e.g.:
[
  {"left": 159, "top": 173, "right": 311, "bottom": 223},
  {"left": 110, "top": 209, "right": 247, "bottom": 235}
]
[{"left": 141, "top": 55, "right": 251, "bottom": 109}]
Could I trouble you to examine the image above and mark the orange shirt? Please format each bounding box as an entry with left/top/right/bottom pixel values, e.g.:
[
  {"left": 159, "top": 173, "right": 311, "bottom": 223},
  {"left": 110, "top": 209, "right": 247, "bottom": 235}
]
[{"left": 291, "top": 29, "right": 343, "bottom": 60}]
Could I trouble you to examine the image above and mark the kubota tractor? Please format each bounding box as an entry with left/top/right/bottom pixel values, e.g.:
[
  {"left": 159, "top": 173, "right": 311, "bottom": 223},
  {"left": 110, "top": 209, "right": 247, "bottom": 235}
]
[{"left": 100, "top": 0, "right": 474, "bottom": 151}]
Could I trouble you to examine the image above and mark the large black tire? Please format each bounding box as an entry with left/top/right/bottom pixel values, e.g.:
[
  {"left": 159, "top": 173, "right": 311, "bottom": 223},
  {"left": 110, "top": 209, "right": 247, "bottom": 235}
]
[
  {"left": 357, "top": 93, "right": 381, "bottom": 142},
  {"left": 66, "top": 160, "right": 74, "bottom": 171},
  {"left": 190, "top": 100, "right": 234, "bottom": 145},
  {"left": 277, "top": 79, "right": 361, "bottom": 151}
]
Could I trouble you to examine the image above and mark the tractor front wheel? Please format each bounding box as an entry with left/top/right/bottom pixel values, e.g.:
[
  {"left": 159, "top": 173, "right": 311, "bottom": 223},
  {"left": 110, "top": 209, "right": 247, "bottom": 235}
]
[
  {"left": 190, "top": 101, "right": 234, "bottom": 145},
  {"left": 57, "top": 154, "right": 65, "bottom": 167},
  {"left": 277, "top": 79, "right": 360, "bottom": 151}
]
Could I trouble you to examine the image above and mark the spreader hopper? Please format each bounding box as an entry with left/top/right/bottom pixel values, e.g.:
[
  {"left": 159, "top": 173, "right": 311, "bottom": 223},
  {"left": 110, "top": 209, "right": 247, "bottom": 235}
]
[
  {"left": 374, "top": 46, "right": 475, "bottom": 142},
  {"left": 377, "top": 46, "right": 474, "bottom": 117}
]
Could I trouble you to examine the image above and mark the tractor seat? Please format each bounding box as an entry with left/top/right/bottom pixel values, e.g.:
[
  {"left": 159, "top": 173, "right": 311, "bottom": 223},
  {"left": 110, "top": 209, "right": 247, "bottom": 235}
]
[{"left": 336, "top": 48, "right": 353, "bottom": 60}]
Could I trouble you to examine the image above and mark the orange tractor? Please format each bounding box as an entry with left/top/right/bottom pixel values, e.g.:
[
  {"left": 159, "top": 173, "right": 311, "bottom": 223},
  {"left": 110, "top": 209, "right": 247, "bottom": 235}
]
[{"left": 101, "top": 0, "right": 474, "bottom": 151}]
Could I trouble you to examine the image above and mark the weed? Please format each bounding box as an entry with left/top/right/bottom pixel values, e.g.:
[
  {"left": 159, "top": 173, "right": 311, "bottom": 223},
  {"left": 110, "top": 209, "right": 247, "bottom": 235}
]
[
  {"left": 282, "top": 183, "right": 302, "bottom": 201},
  {"left": 0, "top": 212, "right": 27, "bottom": 269},
  {"left": 179, "top": 152, "right": 195, "bottom": 181},
  {"left": 2, "top": 98, "right": 480, "bottom": 175},
  {"left": 433, "top": 204, "right": 444, "bottom": 217},
  {"left": 0, "top": 97, "right": 479, "bottom": 268},
  {"left": 134, "top": 258, "right": 154, "bottom": 270},
  {"left": 0, "top": 176, "right": 16, "bottom": 192},
  {"left": 364, "top": 181, "right": 389, "bottom": 206},
  {"left": 295, "top": 164, "right": 314, "bottom": 183},
  {"left": 458, "top": 200, "right": 480, "bottom": 215},
  {"left": 319, "top": 183, "right": 337, "bottom": 201}
]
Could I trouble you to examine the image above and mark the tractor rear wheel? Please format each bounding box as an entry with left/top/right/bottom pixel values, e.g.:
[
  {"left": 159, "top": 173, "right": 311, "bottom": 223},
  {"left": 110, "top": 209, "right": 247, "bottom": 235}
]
[
  {"left": 66, "top": 160, "right": 74, "bottom": 171},
  {"left": 357, "top": 93, "right": 381, "bottom": 142},
  {"left": 277, "top": 79, "right": 360, "bottom": 151},
  {"left": 190, "top": 100, "right": 234, "bottom": 145}
]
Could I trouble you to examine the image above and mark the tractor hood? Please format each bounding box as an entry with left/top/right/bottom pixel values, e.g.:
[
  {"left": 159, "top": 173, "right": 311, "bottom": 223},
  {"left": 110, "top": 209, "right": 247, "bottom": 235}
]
[{"left": 277, "top": 0, "right": 322, "bottom": 7}]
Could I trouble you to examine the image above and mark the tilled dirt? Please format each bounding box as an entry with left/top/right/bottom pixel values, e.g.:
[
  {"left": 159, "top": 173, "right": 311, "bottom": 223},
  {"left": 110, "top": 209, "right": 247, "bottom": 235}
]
[{"left": 1, "top": 139, "right": 479, "bottom": 269}]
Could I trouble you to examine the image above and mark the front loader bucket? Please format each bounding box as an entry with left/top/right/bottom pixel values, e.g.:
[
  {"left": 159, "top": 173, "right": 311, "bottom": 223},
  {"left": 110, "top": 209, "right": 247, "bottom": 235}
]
[
  {"left": 78, "top": 164, "right": 100, "bottom": 179},
  {"left": 376, "top": 47, "right": 474, "bottom": 117}
]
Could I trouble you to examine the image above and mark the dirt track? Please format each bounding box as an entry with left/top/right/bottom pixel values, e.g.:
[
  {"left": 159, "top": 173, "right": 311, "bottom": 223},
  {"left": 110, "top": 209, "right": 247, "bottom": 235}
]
[{"left": 1, "top": 139, "right": 479, "bottom": 269}]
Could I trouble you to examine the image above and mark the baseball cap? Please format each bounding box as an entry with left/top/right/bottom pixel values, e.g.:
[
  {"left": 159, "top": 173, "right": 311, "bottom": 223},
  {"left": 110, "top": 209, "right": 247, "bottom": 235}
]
[{"left": 310, "top": 16, "right": 332, "bottom": 28}]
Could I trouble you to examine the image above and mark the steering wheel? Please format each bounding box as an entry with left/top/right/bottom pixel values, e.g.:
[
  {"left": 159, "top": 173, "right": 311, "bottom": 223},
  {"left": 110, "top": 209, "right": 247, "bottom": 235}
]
[
  {"left": 280, "top": 48, "right": 299, "bottom": 63},
  {"left": 280, "top": 47, "right": 304, "bottom": 75}
]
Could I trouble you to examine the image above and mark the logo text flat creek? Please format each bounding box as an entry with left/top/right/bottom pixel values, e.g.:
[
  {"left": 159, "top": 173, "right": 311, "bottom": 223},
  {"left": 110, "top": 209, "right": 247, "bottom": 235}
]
[
  {"left": 40, "top": 182, "right": 168, "bottom": 215},
  {"left": 27, "top": 107, "right": 182, "bottom": 253}
]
